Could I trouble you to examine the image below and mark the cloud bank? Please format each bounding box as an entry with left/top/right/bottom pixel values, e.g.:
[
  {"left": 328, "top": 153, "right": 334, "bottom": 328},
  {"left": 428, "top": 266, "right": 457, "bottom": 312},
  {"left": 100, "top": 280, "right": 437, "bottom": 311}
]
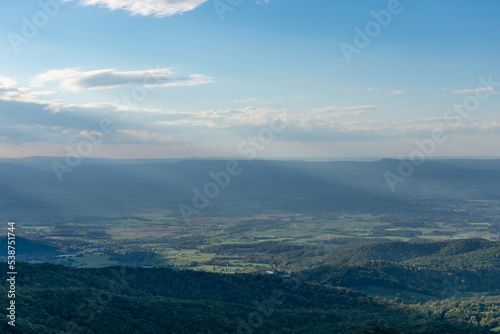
[{"left": 2, "top": 70, "right": 500, "bottom": 158}]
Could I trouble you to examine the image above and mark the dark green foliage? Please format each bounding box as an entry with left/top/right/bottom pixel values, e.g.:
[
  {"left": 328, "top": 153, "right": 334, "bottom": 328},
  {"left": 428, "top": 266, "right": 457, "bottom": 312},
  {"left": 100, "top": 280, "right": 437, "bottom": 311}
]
[
  {"left": 301, "top": 261, "right": 500, "bottom": 297},
  {"left": 0, "top": 262, "right": 492, "bottom": 333},
  {"left": 323, "top": 238, "right": 500, "bottom": 269},
  {"left": 349, "top": 322, "right": 491, "bottom": 334},
  {"left": 411, "top": 296, "right": 500, "bottom": 329}
]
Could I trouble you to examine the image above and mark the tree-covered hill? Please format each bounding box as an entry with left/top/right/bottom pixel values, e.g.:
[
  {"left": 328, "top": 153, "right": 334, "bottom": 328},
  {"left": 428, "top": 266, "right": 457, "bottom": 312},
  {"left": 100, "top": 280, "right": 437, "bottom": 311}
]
[
  {"left": 322, "top": 238, "right": 500, "bottom": 269},
  {"left": 300, "top": 261, "right": 500, "bottom": 298},
  {"left": 0, "top": 236, "right": 60, "bottom": 262},
  {"left": 0, "top": 262, "right": 493, "bottom": 334}
]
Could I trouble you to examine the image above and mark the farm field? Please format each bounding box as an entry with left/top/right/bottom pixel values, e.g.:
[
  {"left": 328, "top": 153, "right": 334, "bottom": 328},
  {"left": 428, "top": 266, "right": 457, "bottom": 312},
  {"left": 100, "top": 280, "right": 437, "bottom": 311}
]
[{"left": 10, "top": 198, "right": 500, "bottom": 274}]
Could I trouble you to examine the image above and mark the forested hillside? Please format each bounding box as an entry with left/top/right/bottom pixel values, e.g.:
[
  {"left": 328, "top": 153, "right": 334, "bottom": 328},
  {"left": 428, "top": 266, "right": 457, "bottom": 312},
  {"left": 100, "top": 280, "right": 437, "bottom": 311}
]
[
  {"left": 321, "top": 238, "right": 500, "bottom": 268},
  {"left": 0, "top": 262, "right": 496, "bottom": 333}
]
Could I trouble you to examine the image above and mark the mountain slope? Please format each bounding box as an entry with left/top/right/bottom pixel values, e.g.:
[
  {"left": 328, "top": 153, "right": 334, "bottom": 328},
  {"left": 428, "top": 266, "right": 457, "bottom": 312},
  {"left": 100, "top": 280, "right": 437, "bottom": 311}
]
[{"left": 0, "top": 262, "right": 492, "bottom": 334}]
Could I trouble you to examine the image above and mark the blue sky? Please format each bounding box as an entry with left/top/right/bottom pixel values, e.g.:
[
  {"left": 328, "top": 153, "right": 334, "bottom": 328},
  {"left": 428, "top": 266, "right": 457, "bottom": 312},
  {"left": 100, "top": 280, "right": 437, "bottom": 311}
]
[{"left": 0, "top": 0, "right": 499, "bottom": 159}]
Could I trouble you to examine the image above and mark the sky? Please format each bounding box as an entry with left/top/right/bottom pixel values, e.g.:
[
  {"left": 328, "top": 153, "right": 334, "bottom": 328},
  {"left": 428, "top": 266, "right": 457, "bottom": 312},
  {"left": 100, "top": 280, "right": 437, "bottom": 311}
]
[{"left": 0, "top": 0, "right": 499, "bottom": 160}]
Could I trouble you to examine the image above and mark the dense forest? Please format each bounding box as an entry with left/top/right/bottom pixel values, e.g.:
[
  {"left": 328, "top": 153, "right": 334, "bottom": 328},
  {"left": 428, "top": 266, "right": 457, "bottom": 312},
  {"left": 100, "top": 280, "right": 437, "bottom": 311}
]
[{"left": 1, "top": 258, "right": 498, "bottom": 333}]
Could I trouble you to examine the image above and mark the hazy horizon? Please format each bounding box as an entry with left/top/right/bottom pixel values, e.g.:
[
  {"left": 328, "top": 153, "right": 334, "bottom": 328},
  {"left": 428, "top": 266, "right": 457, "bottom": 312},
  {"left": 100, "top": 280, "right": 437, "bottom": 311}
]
[{"left": 2, "top": 155, "right": 500, "bottom": 162}]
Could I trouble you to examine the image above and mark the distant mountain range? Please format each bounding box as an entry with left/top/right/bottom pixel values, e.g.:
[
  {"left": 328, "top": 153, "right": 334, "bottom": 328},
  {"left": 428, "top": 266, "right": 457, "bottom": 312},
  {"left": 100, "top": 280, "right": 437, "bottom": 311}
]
[{"left": 0, "top": 157, "right": 499, "bottom": 220}]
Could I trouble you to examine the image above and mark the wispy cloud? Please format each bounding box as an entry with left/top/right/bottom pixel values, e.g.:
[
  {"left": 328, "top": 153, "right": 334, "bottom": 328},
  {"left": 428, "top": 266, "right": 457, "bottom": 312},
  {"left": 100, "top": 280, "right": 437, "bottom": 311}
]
[
  {"left": 116, "top": 129, "right": 190, "bottom": 145},
  {"left": 1, "top": 89, "right": 500, "bottom": 157},
  {"left": 388, "top": 89, "right": 405, "bottom": 95},
  {"left": 31, "top": 68, "right": 213, "bottom": 92},
  {"left": 311, "top": 105, "right": 378, "bottom": 119},
  {"left": 0, "top": 86, "right": 55, "bottom": 106},
  {"left": 71, "top": 0, "right": 209, "bottom": 17},
  {"left": 347, "top": 87, "right": 404, "bottom": 95},
  {"left": 154, "top": 106, "right": 500, "bottom": 140},
  {"left": 156, "top": 107, "right": 287, "bottom": 128},
  {"left": 452, "top": 87, "right": 498, "bottom": 95},
  {"left": 234, "top": 98, "right": 259, "bottom": 104}
]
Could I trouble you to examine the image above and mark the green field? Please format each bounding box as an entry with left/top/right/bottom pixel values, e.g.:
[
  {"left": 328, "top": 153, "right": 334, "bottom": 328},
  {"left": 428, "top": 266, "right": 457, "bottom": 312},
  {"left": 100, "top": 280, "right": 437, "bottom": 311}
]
[{"left": 11, "top": 199, "right": 500, "bottom": 273}]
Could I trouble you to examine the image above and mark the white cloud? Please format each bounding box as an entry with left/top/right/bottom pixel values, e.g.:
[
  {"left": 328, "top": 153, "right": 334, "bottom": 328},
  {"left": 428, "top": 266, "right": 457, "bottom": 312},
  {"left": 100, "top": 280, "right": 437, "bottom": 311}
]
[
  {"left": 0, "top": 86, "right": 56, "bottom": 106},
  {"left": 0, "top": 76, "right": 17, "bottom": 88},
  {"left": 388, "top": 89, "right": 405, "bottom": 95},
  {"left": 31, "top": 68, "right": 213, "bottom": 92},
  {"left": 73, "top": 0, "right": 209, "bottom": 17}
]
